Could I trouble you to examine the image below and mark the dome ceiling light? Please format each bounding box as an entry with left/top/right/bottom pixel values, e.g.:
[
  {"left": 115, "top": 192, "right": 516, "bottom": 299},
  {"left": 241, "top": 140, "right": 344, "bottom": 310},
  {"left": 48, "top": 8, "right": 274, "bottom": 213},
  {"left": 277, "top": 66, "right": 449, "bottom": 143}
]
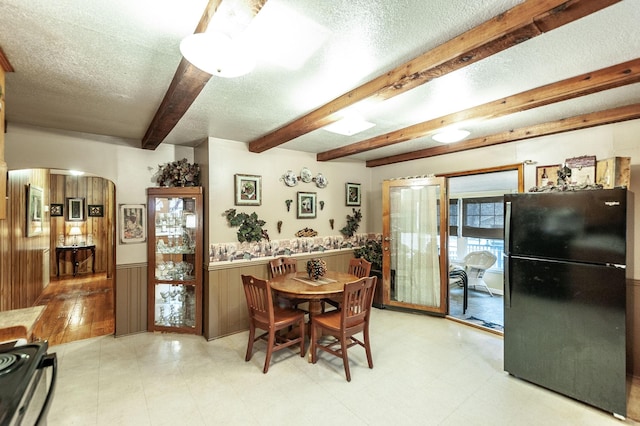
[
  {"left": 432, "top": 129, "right": 470, "bottom": 143},
  {"left": 180, "top": 31, "right": 256, "bottom": 78}
]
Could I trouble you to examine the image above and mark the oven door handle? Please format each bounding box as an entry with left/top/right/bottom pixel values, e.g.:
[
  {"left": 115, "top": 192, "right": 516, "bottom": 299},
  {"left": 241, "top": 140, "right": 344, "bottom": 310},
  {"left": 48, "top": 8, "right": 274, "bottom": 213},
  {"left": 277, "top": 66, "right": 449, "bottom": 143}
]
[{"left": 35, "top": 353, "right": 57, "bottom": 426}]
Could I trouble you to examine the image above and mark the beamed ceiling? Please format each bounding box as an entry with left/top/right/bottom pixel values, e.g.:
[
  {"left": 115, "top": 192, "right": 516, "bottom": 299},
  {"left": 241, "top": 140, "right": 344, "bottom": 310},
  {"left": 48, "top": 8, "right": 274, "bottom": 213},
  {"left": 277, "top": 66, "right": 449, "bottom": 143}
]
[{"left": 1, "top": 0, "right": 639, "bottom": 166}]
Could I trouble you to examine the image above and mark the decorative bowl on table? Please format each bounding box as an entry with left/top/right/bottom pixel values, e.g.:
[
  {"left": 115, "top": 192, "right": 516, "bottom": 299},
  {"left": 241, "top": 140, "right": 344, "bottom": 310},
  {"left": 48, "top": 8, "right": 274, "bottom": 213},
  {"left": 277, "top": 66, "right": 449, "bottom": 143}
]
[{"left": 306, "top": 258, "right": 327, "bottom": 280}]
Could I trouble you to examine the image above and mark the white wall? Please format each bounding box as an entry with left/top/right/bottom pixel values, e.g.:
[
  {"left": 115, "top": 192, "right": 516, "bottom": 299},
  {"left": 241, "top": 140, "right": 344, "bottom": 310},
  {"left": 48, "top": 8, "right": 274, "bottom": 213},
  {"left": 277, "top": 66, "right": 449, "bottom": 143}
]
[
  {"left": 370, "top": 118, "right": 640, "bottom": 279},
  {"left": 205, "top": 137, "right": 372, "bottom": 245},
  {"left": 5, "top": 118, "right": 639, "bottom": 276},
  {"left": 5, "top": 124, "right": 195, "bottom": 265}
]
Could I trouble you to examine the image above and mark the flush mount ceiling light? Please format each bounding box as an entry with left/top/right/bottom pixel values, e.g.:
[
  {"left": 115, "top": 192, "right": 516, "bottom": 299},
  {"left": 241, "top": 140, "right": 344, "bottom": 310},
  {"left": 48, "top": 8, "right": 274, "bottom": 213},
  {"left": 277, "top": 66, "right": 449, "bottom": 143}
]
[
  {"left": 432, "top": 129, "right": 470, "bottom": 143},
  {"left": 180, "top": 31, "right": 256, "bottom": 78},
  {"left": 323, "top": 115, "right": 375, "bottom": 136}
]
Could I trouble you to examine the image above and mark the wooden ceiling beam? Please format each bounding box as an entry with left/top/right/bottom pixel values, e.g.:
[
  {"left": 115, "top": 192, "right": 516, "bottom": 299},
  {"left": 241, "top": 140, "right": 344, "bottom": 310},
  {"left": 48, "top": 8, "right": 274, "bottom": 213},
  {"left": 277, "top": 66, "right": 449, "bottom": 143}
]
[
  {"left": 142, "top": 0, "right": 269, "bottom": 150},
  {"left": 318, "top": 58, "right": 640, "bottom": 161},
  {"left": 141, "top": 0, "right": 223, "bottom": 150},
  {"left": 366, "top": 103, "right": 640, "bottom": 167},
  {"left": 248, "top": 0, "right": 620, "bottom": 153},
  {"left": 0, "top": 46, "right": 14, "bottom": 73}
]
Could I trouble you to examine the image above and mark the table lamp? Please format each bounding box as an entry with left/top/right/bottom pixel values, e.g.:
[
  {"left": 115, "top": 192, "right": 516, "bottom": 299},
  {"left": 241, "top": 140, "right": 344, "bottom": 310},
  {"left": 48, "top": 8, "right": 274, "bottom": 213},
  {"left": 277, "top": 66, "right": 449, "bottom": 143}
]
[{"left": 69, "top": 226, "right": 82, "bottom": 246}]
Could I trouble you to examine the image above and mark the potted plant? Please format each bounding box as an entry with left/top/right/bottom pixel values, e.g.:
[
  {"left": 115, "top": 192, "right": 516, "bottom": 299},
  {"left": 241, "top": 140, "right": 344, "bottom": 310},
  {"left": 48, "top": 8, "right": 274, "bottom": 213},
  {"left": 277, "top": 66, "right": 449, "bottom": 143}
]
[
  {"left": 353, "top": 239, "right": 382, "bottom": 272},
  {"left": 354, "top": 238, "right": 384, "bottom": 308}
]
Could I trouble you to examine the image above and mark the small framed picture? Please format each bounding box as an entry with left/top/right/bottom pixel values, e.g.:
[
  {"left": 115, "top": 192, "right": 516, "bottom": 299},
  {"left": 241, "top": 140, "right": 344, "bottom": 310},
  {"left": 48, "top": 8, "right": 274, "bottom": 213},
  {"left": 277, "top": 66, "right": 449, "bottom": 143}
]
[
  {"left": 119, "top": 204, "right": 146, "bottom": 244},
  {"left": 88, "top": 205, "right": 104, "bottom": 217},
  {"left": 297, "top": 191, "right": 317, "bottom": 219},
  {"left": 66, "top": 197, "right": 85, "bottom": 221},
  {"left": 565, "top": 155, "right": 597, "bottom": 185},
  {"left": 345, "top": 183, "right": 361, "bottom": 206},
  {"left": 50, "top": 203, "right": 64, "bottom": 217},
  {"left": 536, "top": 165, "right": 559, "bottom": 187},
  {"left": 26, "top": 184, "right": 44, "bottom": 237},
  {"left": 234, "top": 174, "right": 262, "bottom": 206}
]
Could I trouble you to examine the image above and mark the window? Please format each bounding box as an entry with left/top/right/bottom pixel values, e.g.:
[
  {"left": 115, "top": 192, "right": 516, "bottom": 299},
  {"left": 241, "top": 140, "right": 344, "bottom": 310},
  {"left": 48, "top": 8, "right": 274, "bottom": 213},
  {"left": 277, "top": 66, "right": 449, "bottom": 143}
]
[
  {"left": 462, "top": 196, "right": 504, "bottom": 239},
  {"left": 449, "top": 199, "right": 459, "bottom": 236}
]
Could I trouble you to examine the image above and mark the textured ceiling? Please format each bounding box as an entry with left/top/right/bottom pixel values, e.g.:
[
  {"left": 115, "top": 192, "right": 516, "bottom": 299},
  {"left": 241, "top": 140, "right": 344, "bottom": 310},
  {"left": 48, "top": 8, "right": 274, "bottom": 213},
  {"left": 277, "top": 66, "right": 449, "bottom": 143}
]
[{"left": 1, "top": 0, "right": 639, "bottom": 163}]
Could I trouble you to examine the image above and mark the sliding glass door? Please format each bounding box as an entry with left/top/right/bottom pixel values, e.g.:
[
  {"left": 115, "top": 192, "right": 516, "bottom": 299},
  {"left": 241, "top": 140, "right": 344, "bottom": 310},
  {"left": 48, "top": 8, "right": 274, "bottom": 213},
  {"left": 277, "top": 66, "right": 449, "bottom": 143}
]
[{"left": 382, "top": 176, "right": 448, "bottom": 314}]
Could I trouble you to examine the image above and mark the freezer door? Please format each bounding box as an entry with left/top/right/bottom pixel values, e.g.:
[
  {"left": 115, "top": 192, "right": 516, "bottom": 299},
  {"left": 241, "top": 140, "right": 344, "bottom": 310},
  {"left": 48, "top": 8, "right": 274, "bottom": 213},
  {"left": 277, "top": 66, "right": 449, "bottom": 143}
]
[
  {"left": 504, "top": 256, "right": 626, "bottom": 416},
  {"left": 504, "top": 189, "right": 626, "bottom": 265}
]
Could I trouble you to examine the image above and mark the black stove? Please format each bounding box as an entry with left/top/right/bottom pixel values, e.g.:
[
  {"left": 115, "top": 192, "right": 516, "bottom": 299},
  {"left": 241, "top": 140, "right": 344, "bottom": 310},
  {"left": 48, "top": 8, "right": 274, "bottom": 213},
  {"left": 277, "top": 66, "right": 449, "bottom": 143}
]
[
  {"left": 0, "top": 341, "right": 57, "bottom": 426},
  {"left": 0, "top": 353, "right": 21, "bottom": 374}
]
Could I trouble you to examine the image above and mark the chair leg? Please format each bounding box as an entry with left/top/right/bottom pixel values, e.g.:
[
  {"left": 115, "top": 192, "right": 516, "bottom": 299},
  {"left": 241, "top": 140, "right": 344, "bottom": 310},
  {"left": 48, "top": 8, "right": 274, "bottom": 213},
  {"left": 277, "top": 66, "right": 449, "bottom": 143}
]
[
  {"left": 363, "top": 327, "right": 374, "bottom": 369},
  {"left": 245, "top": 325, "right": 255, "bottom": 362},
  {"left": 483, "top": 281, "right": 494, "bottom": 296},
  {"left": 310, "top": 323, "right": 318, "bottom": 364},
  {"left": 341, "top": 337, "right": 351, "bottom": 382},
  {"left": 263, "top": 330, "right": 277, "bottom": 374},
  {"left": 299, "top": 320, "right": 306, "bottom": 357}
]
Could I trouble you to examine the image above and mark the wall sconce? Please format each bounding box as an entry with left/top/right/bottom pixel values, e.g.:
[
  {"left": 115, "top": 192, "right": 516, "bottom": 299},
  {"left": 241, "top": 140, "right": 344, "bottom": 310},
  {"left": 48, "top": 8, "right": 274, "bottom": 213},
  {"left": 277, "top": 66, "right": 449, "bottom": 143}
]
[{"left": 68, "top": 226, "right": 82, "bottom": 246}]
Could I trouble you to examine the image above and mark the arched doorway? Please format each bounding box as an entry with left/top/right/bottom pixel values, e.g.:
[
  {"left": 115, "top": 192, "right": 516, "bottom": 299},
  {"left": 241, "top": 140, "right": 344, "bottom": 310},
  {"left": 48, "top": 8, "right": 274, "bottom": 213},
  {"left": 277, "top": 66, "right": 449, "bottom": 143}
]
[{"left": 1, "top": 168, "right": 117, "bottom": 345}]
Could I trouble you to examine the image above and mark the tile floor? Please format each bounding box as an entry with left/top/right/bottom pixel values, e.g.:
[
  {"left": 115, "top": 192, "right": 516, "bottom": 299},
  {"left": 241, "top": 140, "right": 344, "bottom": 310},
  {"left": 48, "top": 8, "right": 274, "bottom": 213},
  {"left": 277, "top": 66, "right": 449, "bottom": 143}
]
[{"left": 45, "top": 308, "right": 635, "bottom": 425}]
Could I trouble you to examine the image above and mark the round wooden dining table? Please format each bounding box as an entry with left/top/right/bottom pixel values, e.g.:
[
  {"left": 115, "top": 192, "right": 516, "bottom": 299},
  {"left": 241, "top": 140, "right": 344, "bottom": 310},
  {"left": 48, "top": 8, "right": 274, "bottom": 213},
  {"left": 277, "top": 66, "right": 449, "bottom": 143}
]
[{"left": 270, "top": 270, "right": 359, "bottom": 317}]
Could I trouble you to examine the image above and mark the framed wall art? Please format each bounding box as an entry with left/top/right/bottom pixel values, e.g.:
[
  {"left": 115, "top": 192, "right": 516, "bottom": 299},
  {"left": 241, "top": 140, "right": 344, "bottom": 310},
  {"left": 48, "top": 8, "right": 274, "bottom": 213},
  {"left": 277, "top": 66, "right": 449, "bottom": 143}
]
[
  {"left": 50, "top": 203, "right": 64, "bottom": 217},
  {"left": 119, "top": 204, "right": 146, "bottom": 244},
  {"left": 535, "top": 165, "right": 559, "bottom": 187},
  {"left": 565, "top": 155, "right": 596, "bottom": 185},
  {"left": 345, "top": 183, "right": 361, "bottom": 206},
  {"left": 88, "top": 204, "right": 104, "bottom": 217},
  {"left": 297, "top": 191, "right": 317, "bottom": 219},
  {"left": 234, "top": 174, "right": 262, "bottom": 206},
  {"left": 66, "top": 197, "right": 85, "bottom": 221},
  {"left": 26, "top": 184, "right": 44, "bottom": 237}
]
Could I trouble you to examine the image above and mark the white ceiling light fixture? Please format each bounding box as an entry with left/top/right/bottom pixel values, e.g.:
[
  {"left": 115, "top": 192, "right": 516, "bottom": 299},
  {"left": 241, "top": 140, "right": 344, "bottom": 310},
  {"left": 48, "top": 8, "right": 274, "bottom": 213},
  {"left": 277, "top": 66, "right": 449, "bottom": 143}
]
[
  {"left": 180, "top": 0, "right": 263, "bottom": 78},
  {"left": 323, "top": 115, "right": 376, "bottom": 136},
  {"left": 432, "top": 129, "right": 470, "bottom": 143},
  {"left": 245, "top": 1, "right": 330, "bottom": 70},
  {"left": 180, "top": 31, "right": 256, "bottom": 78}
]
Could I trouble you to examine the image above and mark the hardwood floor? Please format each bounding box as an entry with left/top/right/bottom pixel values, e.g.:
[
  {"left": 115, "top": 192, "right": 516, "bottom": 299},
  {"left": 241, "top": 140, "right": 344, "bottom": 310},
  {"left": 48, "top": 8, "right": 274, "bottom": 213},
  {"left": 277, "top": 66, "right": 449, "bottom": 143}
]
[{"left": 32, "top": 273, "right": 114, "bottom": 346}]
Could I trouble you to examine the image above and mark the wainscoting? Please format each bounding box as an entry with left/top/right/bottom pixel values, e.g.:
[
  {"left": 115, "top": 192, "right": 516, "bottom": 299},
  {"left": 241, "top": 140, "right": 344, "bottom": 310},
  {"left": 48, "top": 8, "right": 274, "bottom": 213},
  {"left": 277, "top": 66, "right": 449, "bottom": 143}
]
[
  {"left": 203, "top": 249, "right": 355, "bottom": 340},
  {"left": 114, "top": 263, "right": 147, "bottom": 336}
]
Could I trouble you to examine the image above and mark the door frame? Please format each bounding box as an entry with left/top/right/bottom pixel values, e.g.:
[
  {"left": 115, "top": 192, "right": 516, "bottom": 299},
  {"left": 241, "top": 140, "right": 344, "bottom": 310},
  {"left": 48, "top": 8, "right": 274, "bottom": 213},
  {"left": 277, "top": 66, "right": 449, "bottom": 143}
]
[
  {"left": 441, "top": 163, "right": 524, "bottom": 328},
  {"left": 382, "top": 176, "right": 449, "bottom": 314}
]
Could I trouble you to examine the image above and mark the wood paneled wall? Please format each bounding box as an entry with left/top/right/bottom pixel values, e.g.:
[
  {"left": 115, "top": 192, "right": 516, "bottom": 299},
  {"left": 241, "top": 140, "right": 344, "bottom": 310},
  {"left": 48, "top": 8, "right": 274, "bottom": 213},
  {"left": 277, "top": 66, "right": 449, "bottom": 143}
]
[
  {"left": 49, "top": 174, "right": 114, "bottom": 277},
  {"left": 115, "top": 263, "right": 147, "bottom": 336},
  {"left": 203, "top": 250, "right": 354, "bottom": 340},
  {"left": 0, "top": 171, "right": 115, "bottom": 311},
  {"left": 0, "top": 169, "right": 49, "bottom": 310},
  {"left": 0, "top": 66, "right": 7, "bottom": 220}
]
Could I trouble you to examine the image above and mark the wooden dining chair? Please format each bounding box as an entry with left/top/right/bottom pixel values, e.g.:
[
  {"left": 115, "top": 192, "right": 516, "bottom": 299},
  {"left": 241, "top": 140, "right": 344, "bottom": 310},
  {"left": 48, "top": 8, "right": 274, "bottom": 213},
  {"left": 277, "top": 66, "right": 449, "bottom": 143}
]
[
  {"left": 348, "top": 257, "right": 372, "bottom": 278},
  {"left": 268, "top": 257, "right": 305, "bottom": 309},
  {"left": 310, "top": 276, "right": 377, "bottom": 381},
  {"left": 269, "top": 256, "right": 297, "bottom": 277},
  {"left": 325, "top": 257, "right": 373, "bottom": 310},
  {"left": 241, "top": 274, "right": 306, "bottom": 373}
]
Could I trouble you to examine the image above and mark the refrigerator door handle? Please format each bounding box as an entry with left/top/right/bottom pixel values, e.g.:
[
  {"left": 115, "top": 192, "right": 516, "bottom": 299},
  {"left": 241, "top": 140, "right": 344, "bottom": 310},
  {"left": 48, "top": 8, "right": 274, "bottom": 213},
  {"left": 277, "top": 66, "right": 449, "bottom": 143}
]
[
  {"left": 504, "top": 254, "right": 511, "bottom": 308},
  {"left": 608, "top": 263, "right": 626, "bottom": 269},
  {"left": 504, "top": 201, "right": 511, "bottom": 256}
]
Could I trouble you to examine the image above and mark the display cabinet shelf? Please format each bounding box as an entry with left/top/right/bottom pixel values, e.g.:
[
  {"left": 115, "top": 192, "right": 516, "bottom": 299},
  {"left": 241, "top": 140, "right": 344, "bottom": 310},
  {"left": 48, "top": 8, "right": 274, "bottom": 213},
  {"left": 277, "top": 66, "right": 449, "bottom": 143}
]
[{"left": 147, "top": 186, "right": 203, "bottom": 335}]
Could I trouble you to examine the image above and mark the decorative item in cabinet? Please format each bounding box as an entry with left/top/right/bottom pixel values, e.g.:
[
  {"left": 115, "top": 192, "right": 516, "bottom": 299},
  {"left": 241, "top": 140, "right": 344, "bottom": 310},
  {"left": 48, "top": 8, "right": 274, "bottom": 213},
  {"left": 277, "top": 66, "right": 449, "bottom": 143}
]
[{"left": 147, "top": 186, "right": 203, "bottom": 335}]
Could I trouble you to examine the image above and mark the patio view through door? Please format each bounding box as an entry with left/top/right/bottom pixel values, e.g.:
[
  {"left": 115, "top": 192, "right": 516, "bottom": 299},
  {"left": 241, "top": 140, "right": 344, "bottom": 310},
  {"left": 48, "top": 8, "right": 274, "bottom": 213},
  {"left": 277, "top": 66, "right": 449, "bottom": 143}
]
[{"left": 382, "top": 176, "right": 448, "bottom": 314}]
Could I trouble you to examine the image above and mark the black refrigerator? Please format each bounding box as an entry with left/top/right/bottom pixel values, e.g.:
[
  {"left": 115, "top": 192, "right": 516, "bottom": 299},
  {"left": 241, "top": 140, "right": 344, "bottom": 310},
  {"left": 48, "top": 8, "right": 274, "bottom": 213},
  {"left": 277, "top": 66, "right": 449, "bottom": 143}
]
[{"left": 503, "top": 188, "right": 628, "bottom": 417}]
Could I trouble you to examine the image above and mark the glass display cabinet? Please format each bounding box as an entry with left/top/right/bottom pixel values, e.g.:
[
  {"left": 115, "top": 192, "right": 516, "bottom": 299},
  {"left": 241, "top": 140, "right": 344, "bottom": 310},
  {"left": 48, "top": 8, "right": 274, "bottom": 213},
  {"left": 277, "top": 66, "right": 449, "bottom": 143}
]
[{"left": 147, "top": 187, "right": 203, "bottom": 335}]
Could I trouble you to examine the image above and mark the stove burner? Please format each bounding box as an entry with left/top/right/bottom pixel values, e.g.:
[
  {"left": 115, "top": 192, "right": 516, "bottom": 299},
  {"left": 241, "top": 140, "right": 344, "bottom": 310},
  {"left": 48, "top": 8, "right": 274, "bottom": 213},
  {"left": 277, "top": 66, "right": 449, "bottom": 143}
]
[{"left": 0, "top": 353, "right": 19, "bottom": 375}]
